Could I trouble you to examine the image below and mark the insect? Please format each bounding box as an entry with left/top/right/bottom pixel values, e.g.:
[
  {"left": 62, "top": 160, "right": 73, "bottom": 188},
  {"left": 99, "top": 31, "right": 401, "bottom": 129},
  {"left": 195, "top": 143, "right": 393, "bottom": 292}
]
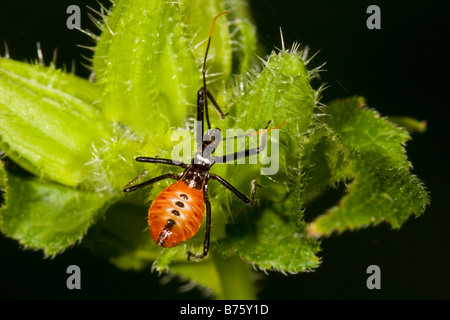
[{"left": 123, "top": 12, "right": 272, "bottom": 261}]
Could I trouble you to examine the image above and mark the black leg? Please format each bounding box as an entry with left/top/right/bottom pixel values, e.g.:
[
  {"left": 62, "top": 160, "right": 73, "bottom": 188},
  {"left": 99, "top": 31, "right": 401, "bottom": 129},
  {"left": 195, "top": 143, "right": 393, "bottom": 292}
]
[
  {"left": 214, "top": 121, "right": 271, "bottom": 163},
  {"left": 215, "top": 142, "right": 266, "bottom": 164},
  {"left": 123, "top": 173, "right": 180, "bottom": 193},
  {"left": 210, "top": 174, "right": 258, "bottom": 205},
  {"left": 197, "top": 87, "right": 228, "bottom": 150},
  {"left": 197, "top": 88, "right": 206, "bottom": 152},
  {"left": 123, "top": 169, "right": 149, "bottom": 190},
  {"left": 206, "top": 89, "right": 227, "bottom": 120},
  {"left": 204, "top": 90, "right": 211, "bottom": 131},
  {"left": 135, "top": 157, "right": 187, "bottom": 168},
  {"left": 188, "top": 184, "right": 211, "bottom": 261}
]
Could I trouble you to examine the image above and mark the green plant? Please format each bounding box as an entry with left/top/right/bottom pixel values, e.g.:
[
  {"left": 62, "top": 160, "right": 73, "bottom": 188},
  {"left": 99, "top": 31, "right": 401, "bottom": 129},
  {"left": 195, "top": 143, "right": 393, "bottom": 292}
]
[{"left": 0, "top": 0, "right": 429, "bottom": 299}]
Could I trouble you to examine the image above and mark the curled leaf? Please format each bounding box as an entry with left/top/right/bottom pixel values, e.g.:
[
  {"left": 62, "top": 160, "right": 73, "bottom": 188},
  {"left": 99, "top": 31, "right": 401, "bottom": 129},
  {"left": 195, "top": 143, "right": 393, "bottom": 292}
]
[{"left": 306, "top": 97, "right": 429, "bottom": 236}]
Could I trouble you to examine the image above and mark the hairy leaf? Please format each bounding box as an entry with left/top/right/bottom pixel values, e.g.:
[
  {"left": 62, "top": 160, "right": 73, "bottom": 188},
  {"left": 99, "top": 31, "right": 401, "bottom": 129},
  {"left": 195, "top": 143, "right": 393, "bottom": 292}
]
[
  {"left": 0, "top": 0, "right": 430, "bottom": 300},
  {"left": 0, "top": 162, "right": 115, "bottom": 256},
  {"left": 95, "top": 0, "right": 200, "bottom": 142},
  {"left": 219, "top": 202, "right": 320, "bottom": 273},
  {"left": 307, "top": 97, "right": 429, "bottom": 236},
  {"left": 0, "top": 58, "right": 111, "bottom": 187},
  {"left": 82, "top": 203, "right": 175, "bottom": 270}
]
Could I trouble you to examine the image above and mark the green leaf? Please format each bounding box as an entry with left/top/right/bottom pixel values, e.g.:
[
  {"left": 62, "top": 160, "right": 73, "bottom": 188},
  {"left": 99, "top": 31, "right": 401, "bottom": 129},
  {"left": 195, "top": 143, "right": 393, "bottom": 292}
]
[
  {"left": 170, "top": 252, "right": 256, "bottom": 299},
  {"left": 82, "top": 202, "right": 256, "bottom": 299},
  {"left": 89, "top": 0, "right": 322, "bottom": 275},
  {"left": 185, "top": 0, "right": 232, "bottom": 87},
  {"left": 307, "top": 97, "right": 429, "bottom": 236},
  {"left": 179, "top": 49, "right": 322, "bottom": 273},
  {"left": 82, "top": 203, "right": 169, "bottom": 270},
  {"left": 309, "top": 154, "right": 429, "bottom": 235},
  {"left": 296, "top": 124, "right": 352, "bottom": 204},
  {"left": 0, "top": 58, "right": 112, "bottom": 187},
  {"left": 223, "top": 1, "right": 262, "bottom": 75},
  {"left": 210, "top": 49, "right": 319, "bottom": 209},
  {"left": 95, "top": 0, "right": 200, "bottom": 141},
  {"left": 0, "top": 0, "right": 430, "bottom": 300},
  {"left": 326, "top": 97, "right": 411, "bottom": 169},
  {"left": 169, "top": 259, "right": 223, "bottom": 298},
  {"left": 219, "top": 202, "right": 321, "bottom": 273},
  {"left": 0, "top": 162, "right": 116, "bottom": 256}
]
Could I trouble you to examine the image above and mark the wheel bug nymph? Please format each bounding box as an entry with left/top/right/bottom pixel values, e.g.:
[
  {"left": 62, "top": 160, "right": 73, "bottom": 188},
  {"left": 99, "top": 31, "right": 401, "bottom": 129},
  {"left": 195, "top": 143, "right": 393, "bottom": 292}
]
[{"left": 123, "top": 12, "right": 273, "bottom": 261}]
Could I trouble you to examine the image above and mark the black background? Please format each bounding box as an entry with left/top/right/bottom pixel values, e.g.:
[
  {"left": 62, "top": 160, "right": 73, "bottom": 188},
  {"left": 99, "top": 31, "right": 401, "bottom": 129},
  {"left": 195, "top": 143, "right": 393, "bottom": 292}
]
[{"left": 0, "top": 0, "right": 448, "bottom": 300}]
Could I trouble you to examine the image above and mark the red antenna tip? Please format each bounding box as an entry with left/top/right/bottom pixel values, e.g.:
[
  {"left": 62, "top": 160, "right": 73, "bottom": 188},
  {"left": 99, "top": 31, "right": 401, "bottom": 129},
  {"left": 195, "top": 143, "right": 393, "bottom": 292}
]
[{"left": 209, "top": 11, "right": 230, "bottom": 38}]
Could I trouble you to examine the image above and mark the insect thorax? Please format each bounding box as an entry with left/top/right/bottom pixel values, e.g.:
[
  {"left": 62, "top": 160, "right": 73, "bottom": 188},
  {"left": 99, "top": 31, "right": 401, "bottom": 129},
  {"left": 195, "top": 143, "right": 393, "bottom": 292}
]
[{"left": 181, "top": 161, "right": 210, "bottom": 190}]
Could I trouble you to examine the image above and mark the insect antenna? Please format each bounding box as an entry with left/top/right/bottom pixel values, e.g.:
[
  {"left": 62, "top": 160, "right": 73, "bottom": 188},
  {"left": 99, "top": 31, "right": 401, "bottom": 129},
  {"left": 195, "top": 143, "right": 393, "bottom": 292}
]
[
  {"left": 200, "top": 11, "right": 229, "bottom": 133},
  {"left": 201, "top": 11, "right": 229, "bottom": 96}
]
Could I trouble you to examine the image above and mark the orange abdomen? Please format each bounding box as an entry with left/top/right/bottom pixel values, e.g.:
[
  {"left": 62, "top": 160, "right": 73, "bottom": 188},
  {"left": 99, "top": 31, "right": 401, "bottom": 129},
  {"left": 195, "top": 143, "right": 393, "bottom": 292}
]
[{"left": 148, "top": 180, "right": 205, "bottom": 248}]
